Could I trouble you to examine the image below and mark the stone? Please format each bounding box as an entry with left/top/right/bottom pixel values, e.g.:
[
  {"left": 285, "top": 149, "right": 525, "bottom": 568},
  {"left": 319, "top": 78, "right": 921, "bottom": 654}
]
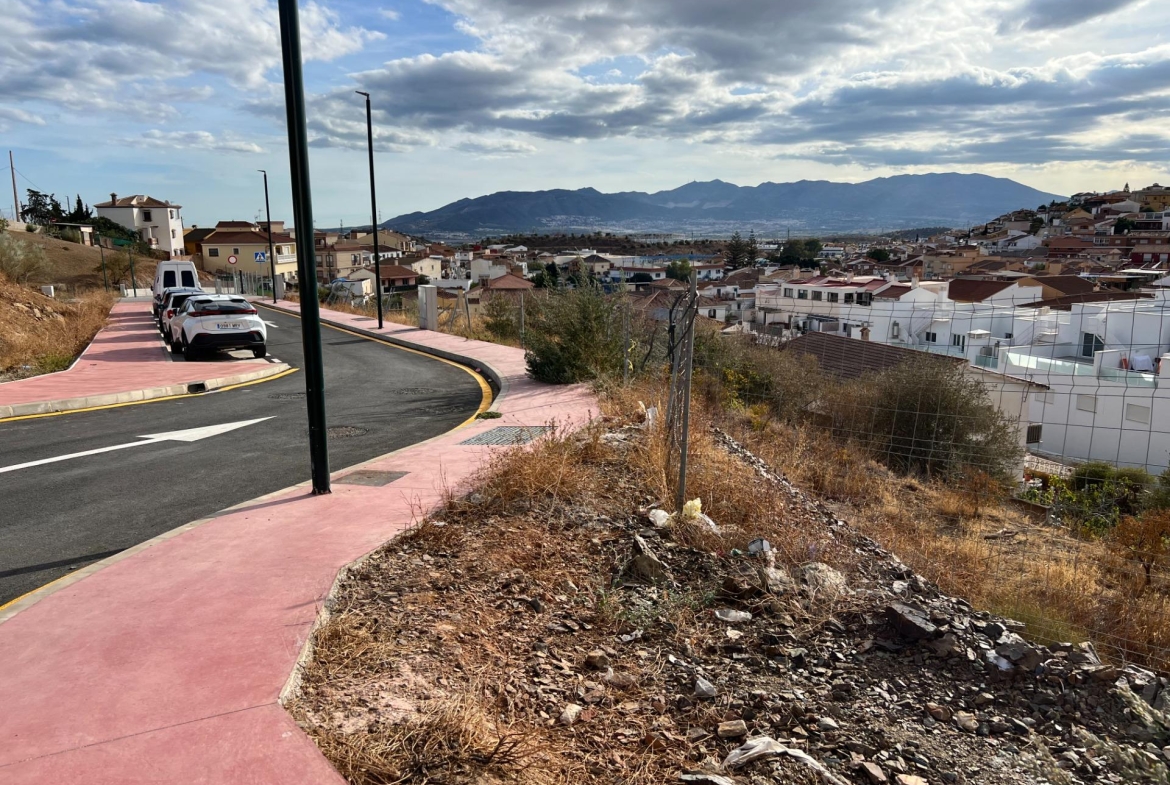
[
  {"left": 694, "top": 676, "right": 718, "bottom": 699},
  {"left": 585, "top": 650, "right": 610, "bottom": 669},
  {"left": 894, "top": 776, "right": 928, "bottom": 785},
  {"left": 860, "top": 762, "right": 889, "bottom": 784},
  {"left": 558, "top": 703, "right": 583, "bottom": 726},
  {"left": 715, "top": 608, "right": 752, "bottom": 624},
  {"left": 717, "top": 719, "right": 748, "bottom": 738},
  {"left": 953, "top": 711, "right": 979, "bottom": 733},
  {"left": 817, "top": 716, "right": 840, "bottom": 731},
  {"left": 679, "top": 774, "right": 736, "bottom": 785},
  {"left": 604, "top": 670, "right": 638, "bottom": 688},
  {"left": 886, "top": 603, "right": 938, "bottom": 640},
  {"left": 802, "top": 562, "right": 849, "bottom": 597},
  {"left": 925, "top": 702, "right": 952, "bottom": 722},
  {"left": 763, "top": 566, "right": 794, "bottom": 595},
  {"left": 624, "top": 554, "right": 668, "bottom": 584}
]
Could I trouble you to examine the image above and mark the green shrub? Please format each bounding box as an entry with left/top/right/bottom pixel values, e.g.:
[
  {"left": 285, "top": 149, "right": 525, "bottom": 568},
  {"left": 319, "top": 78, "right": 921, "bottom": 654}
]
[
  {"left": 0, "top": 233, "right": 49, "bottom": 283},
  {"left": 524, "top": 284, "right": 624, "bottom": 384},
  {"left": 482, "top": 293, "right": 519, "bottom": 342}
]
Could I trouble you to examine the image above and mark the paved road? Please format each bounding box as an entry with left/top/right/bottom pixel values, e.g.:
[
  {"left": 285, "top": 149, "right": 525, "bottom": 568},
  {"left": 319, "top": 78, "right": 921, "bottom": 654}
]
[{"left": 0, "top": 307, "right": 486, "bottom": 604}]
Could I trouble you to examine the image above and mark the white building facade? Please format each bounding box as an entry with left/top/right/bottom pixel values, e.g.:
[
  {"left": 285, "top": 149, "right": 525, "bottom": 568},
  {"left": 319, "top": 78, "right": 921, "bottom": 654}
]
[{"left": 94, "top": 194, "right": 185, "bottom": 258}]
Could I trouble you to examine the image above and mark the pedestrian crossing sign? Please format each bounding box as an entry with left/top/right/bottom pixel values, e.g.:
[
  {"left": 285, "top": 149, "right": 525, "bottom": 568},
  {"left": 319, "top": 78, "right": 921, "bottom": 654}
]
[{"left": 255, "top": 252, "right": 267, "bottom": 263}]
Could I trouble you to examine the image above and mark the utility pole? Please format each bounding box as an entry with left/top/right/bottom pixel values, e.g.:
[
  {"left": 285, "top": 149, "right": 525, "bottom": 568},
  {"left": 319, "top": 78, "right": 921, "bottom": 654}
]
[
  {"left": 279, "top": 0, "right": 330, "bottom": 494},
  {"left": 259, "top": 169, "right": 278, "bottom": 304},
  {"left": 9, "top": 151, "right": 18, "bottom": 223},
  {"left": 355, "top": 90, "right": 383, "bottom": 329}
]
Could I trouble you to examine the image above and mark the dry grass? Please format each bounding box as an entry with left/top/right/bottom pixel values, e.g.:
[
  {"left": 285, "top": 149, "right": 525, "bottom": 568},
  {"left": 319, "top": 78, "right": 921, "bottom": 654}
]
[{"left": 0, "top": 274, "right": 116, "bottom": 377}]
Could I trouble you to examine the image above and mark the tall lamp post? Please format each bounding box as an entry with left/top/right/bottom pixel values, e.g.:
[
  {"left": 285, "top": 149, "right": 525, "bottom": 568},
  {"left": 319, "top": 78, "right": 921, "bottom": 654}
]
[
  {"left": 355, "top": 90, "right": 383, "bottom": 329},
  {"left": 279, "top": 0, "right": 330, "bottom": 494},
  {"left": 258, "top": 169, "right": 278, "bottom": 304}
]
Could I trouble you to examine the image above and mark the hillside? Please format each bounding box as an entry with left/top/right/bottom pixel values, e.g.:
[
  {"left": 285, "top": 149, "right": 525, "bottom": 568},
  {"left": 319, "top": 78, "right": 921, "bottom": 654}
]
[
  {"left": 383, "top": 173, "right": 1063, "bottom": 237},
  {"left": 0, "top": 273, "right": 115, "bottom": 380},
  {"left": 14, "top": 230, "right": 160, "bottom": 292}
]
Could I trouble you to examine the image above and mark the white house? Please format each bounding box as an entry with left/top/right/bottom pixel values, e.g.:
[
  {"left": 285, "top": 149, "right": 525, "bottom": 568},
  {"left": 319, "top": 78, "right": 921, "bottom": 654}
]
[{"left": 94, "top": 193, "right": 185, "bottom": 258}]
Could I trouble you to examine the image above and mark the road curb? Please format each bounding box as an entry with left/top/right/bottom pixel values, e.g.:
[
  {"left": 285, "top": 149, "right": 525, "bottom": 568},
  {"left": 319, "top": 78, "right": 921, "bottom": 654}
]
[
  {"left": 254, "top": 302, "right": 509, "bottom": 403},
  {"left": 0, "top": 363, "right": 292, "bottom": 420}
]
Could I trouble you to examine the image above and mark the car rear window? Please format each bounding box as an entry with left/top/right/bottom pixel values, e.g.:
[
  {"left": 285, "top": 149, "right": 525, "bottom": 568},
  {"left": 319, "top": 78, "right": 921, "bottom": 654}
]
[
  {"left": 181, "top": 270, "right": 196, "bottom": 287},
  {"left": 171, "top": 293, "right": 198, "bottom": 310},
  {"left": 195, "top": 300, "right": 254, "bottom": 314},
  {"left": 163, "top": 271, "right": 176, "bottom": 288}
]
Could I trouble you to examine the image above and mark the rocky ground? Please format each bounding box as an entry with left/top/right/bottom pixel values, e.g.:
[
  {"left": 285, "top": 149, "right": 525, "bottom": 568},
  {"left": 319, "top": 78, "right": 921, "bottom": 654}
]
[{"left": 289, "top": 420, "right": 1170, "bottom": 785}]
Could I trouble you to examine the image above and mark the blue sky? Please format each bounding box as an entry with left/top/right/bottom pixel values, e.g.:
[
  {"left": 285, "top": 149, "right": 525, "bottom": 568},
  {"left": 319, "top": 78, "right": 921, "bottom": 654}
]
[{"left": 2, "top": 0, "right": 1170, "bottom": 227}]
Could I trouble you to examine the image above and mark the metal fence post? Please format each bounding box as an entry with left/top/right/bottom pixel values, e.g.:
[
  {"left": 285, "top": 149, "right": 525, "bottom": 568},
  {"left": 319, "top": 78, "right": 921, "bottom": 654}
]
[{"left": 675, "top": 271, "right": 697, "bottom": 511}]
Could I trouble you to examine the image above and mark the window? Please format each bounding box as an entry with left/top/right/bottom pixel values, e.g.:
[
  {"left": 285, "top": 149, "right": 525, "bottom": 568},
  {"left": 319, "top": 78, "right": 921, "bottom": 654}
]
[
  {"left": 169, "top": 210, "right": 175, "bottom": 219},
  {"left": 844, "top": 293, "right": 854, "bottom": 304},
  {"left": 181, "top": 270, "right": 195, "bottom": 287},
  {"left": 1026, "top": 424, "right": 1043, "bottom": 444},
  {"left": 142, "top": 210, "right": 152, "bottom": 222},
  {"left": 708, "top": 309, "right": 717, "bottom": 318},
  {"left": 1041, "top": 392, "right": 1055, "bottom": 405},
  {"left": 1081, "top": 332, "right": 1104, "bottom": 358},
  {"left": 232, "top": 248, "right": 240, "bottom": 255},
  {"left": 1127, "top": 404, "right": 1152, "bottom": 424},
  {"left": 827, "top": 292, "right": 839, "bottom": 303},
  {"left": 350, "top": 254, "right": 358, "bottom": 262},
  {"left": 209, "top": 248, "right": 220, "bottom": 257},
  {"left": 952, "top": 334, "right": 965, "bottom": 350},
  {"left": 924, "top": 332, "right": 937, "bottom": 343},
  {"left": 783, "top": 288, "right": 793, "bottom": 297},
  {"left": 163, "top": 271, "right": 176, "bottom": 288},
  {"left": 1076, "top": 394, "right": 1097, "bottom": 413},
  {"left": 171, "top": 229, "right": 177, "bottom": 238},
  {"left": 797, "top": 289, "right": 808, "bottom": 300},
  {"left": 812, "top": 291, "right": 823, "bottom": 301},
  {"left": 1004, "top": 332, "right": 1013, "bottom": 339}
]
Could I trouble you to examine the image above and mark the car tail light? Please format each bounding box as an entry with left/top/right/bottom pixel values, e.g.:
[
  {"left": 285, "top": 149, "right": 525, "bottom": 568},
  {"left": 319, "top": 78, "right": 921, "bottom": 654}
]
[{"left": 166, "top": 309, "right": 175, "bottom": 318}]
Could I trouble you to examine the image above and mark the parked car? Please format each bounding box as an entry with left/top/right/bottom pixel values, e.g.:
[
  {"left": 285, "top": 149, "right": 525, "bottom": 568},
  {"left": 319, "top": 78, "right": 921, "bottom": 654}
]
[
  {"left": 157, "top": 287, "right": 205, "bottom": 342},
  {"left": 169, "top": 295, "right": 267, "bottom": 359},
  {"left": 151, "top": 261, "right": 200, "bottom": 319}
]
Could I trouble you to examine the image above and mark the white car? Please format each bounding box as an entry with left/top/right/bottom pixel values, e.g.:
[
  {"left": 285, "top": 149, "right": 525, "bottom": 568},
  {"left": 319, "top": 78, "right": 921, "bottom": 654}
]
[{"left": 169, "top": 295, "right": 267, "bottom": 359}]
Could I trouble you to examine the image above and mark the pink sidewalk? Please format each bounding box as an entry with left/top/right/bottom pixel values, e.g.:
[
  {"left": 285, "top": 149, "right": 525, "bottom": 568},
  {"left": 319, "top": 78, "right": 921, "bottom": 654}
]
[
  {"left": 0, "top": 302, "right": 596, "bottom": 783},
  {"left": 0, "top": 301, "right": 281, "bottom": 418}
]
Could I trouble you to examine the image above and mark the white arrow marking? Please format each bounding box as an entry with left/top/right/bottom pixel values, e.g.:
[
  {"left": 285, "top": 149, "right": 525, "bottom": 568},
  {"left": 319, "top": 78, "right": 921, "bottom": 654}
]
[
  {"left": 262, "top": 320, "right": 279, "bottom": 328},
  {"left": 0, "top": 418, "right": 273, "bottom": 475}
]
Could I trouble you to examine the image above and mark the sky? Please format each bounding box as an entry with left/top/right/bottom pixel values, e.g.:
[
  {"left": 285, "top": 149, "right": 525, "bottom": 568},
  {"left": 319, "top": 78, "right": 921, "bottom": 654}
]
[{"left": 2, "top": 0, "right": 1170, "bottom": 227}]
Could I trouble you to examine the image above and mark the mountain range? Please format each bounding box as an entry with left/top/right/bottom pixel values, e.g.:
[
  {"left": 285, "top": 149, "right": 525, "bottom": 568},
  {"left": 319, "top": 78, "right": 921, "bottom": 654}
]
[{"left": 381, "top": 173, "right": 1063, "bottom": 238}]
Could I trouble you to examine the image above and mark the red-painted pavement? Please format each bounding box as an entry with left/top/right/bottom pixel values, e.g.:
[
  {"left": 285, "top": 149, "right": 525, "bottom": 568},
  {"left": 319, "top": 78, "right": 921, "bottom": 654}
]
[
  {"left": 0, "top": 301, "right": 596, "bottom": 783},
  {"left": 0, "top": 301, "right": 272, "bottom": 409}
]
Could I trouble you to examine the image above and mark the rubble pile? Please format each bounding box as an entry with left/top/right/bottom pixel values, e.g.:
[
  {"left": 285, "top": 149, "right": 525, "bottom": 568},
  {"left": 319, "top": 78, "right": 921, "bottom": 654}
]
[{"left": 292, "top": 425, "right": 1170, "bottom": 785}]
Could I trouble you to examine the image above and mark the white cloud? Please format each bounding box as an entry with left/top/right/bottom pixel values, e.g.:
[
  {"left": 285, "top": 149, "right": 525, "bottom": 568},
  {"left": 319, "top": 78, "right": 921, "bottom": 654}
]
[
  {"left": 125, "top": 130, "right": 266, "bottom": 154},
  {"left": 379, "top": 7, "right": 400, "bottom": 21}
]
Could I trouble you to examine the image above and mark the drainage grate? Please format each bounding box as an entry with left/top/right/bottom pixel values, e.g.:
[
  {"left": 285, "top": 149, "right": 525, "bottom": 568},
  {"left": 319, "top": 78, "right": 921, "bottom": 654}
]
[
  {"left": 460, "top": 426, "right": 551, "bottom": 446},
  {"left": 328, "top": 425, "right": 370, "bottom": 438},
  {"left": 268, "top": 391, "right": 306, "bottom": 400},
  {"left": 337, "top": 470, "right": 408, "bottom": 487}
]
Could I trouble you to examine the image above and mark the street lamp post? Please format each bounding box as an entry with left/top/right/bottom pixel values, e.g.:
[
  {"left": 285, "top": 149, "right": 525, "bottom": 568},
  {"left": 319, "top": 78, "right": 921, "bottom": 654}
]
[
  {"left": 278, "top": 0, "right": 330, "bottom": 494},
  {"left": 259, "top": 169, "right": 278, "bottom": 304},
  {"left": 355, "top": 90, "right": 383, "bottom": 329}
]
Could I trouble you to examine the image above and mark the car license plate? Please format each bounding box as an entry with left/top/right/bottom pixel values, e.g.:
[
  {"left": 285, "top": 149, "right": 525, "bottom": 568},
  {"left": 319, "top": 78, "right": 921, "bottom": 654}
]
[{"left": 216, "top": 322, "right": 244, "bottom": 330}]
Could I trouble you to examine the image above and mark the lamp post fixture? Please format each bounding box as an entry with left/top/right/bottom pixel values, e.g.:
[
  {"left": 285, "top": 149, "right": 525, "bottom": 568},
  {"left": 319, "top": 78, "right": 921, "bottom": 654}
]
[
  {"left": 355, "top": 90, "right": 383, "bottom": 329},
  {"left": 259, "top": 169, "right": 278, "bottom": 304}
]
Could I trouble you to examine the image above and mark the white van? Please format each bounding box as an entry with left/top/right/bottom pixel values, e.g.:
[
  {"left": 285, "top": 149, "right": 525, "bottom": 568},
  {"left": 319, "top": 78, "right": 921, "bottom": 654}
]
[{"left": 152, "top": 261, "right": 201, "bottom": 318}]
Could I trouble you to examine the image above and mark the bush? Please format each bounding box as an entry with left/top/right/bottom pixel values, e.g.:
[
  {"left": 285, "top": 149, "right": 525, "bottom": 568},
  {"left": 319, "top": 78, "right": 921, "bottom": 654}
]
[
  {"left": 524, "top": 285, "right": 625, "bottom": 384},
  {"left": 824, "top": 358, "right": 1023, "bottom": 481},
  {"left": 482, "top": 293, "right": 519, "bottom": 342},
  {"left": 0, "top": 233, "right": 49, "bottom": 283}
]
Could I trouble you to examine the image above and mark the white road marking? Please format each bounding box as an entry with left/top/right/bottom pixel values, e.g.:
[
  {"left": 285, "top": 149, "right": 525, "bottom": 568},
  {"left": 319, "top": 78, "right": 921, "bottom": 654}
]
[
  {"left": 262, "top": 320, "right": 279, "bottom": 328},
  {"left": 0, "top": 418, "right": 273, "bottom": 475}
]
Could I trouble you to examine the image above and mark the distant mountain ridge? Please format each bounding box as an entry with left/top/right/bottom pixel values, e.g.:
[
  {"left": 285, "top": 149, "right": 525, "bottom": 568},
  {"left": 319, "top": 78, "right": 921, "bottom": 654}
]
[{"left": 382, "top": 173, "right": 1063, "bottom": 238}]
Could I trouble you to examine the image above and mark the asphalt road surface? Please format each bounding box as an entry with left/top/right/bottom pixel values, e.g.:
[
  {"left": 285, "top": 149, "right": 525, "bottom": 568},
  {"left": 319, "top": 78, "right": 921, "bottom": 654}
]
[{"left": 0, "top": 307, "right": 486, "bottom": 605}]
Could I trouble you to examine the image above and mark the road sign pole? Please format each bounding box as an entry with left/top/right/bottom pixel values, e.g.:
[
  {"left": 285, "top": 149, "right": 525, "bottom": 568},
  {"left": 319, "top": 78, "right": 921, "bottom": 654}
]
[
  {"left": 260, "top": 169, "right": 278, "bottom": 304},
  {"left": 279, "top": 0, "right": 330, "bottom": 495}
]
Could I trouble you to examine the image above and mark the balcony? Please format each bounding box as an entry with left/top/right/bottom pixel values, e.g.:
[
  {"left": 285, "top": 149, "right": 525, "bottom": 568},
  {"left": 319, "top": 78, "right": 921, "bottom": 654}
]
[{"left": 974, "top": 354, "right": 999, "bottom": 369}]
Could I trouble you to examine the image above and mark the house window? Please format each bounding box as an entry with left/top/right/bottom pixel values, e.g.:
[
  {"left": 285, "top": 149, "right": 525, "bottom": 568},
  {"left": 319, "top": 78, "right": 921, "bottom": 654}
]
[
  {"left": 797, "top": 289, "right": 808, "bottom": 299},
  {"left": 233, "top": 248, "right": 240, "bottom": 255},
  {"left": 783, "top": 288, "right": 793, "bottom": 297},
  {"left": 1005, "top": 332, "right": 1013, "bottom": 339},
  {"left": 209, "top": 248, "right": 220, "bottom": 257},
  {"left": 1127, "top": 404, "right": 1152, "bottom": 424},
  {"left": 171, "top": 229, "right": 177, "bottom": 238},
  {"left": 350, "top": 254, "right": 357, "bottom": 262},
  {"left": 1081, "top": 332, "right": 1104, "bottom": 358},
  {"left": 827, "top": 292, "right": 839, "bottom": 303},
  {"left": 142, "top": 210, "right": 152, "bottom": 222},
  {"left": 924, "top": 332, "right": 937, "bottom": 343},
  {"left": 844, "top": 293, "right": 854, "bottom": 304},
  {"left": 708, "top": 309, "right": 717, "bottom": 318},
  {"left": 1076, "top": 394, "right": 1097, "bottom": 413},
  {"left": 952, "top": 334, "right": 965, "bottom": 350}
]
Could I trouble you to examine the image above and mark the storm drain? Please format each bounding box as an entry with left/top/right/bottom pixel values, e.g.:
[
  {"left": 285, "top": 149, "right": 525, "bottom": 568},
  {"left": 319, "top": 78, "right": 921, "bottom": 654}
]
[
  {"left": 268, "top": 391, "right": 306, "bottom": 400},
  {"left": 460, "top": 426, "right": 551, "bottom": 446},
  {"left": 337, "top": 470, "right": 408, "bottom": 487},
  {"left": 328, "top": 425, "right": 370, "bottom": 438}
]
